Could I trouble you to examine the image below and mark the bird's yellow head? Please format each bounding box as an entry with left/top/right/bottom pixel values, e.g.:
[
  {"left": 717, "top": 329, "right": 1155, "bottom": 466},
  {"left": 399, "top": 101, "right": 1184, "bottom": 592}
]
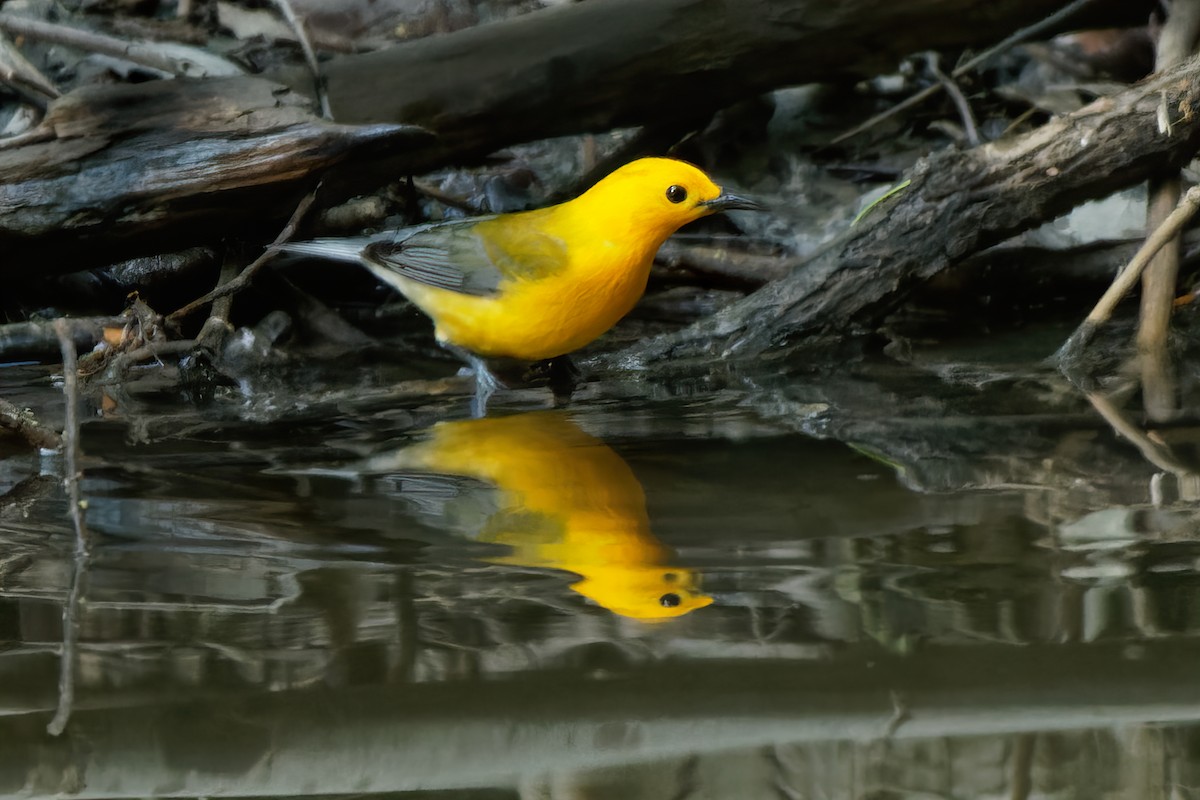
[{"left": 576, "top": 157, "right": 762, "bottom": 243}]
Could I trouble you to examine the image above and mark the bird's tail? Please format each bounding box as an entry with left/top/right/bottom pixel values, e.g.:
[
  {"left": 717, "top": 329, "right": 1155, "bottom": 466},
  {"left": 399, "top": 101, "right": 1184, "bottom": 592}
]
[{"left": 273, "top": 237, "right": 374, "bottom": 263}]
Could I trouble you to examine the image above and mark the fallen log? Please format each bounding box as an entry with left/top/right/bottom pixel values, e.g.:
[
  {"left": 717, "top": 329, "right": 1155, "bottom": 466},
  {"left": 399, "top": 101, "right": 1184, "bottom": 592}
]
[
  {"left": 0, "top": 0, "right": 1155, "bottom": 273},
  {"left": 312, "top": 0, "right": 1152, "bottom": 161},
  {"left": 0, "top": 77, "right": 426, "bottom": 272},
  {"left": 611, "top": 53, "right": 1200, "bottom": 367}
]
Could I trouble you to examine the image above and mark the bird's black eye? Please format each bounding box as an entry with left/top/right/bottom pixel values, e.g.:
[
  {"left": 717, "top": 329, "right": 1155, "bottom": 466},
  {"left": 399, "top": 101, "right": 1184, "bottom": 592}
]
[
  {"left": 666, "top": 185, "right": 687, "bottom": 204},
  {"left": 660, "top": 593, "right": 681, "bottom": 608}
]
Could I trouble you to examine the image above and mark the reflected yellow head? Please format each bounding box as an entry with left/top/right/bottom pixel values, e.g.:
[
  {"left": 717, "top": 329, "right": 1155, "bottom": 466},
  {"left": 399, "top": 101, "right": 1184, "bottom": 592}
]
[
  {"left": 571, "top": 564, "right": 713, "bottom": 621},
  {"left": 396, "top": 412, "right": 713, "bottom": 622}
]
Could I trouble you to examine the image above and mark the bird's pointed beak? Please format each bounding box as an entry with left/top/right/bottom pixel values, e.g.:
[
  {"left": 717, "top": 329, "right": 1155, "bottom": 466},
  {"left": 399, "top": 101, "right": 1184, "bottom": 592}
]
[{"left": 703, "top": 190, "right": 764, "bottom": 212}]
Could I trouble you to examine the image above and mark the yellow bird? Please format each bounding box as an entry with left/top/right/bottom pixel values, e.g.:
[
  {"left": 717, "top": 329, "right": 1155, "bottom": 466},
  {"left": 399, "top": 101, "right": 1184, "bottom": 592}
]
[
  {"left": 375, "top": 411, "right": 713, "bottom": 621},
  {"left": 282, "top": 157, "right": 761, "bottom": 413}
]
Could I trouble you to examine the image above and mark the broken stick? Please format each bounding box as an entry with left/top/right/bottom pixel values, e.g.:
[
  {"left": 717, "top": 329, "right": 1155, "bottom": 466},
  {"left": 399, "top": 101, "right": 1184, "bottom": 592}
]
[{"left": 1056, "top": 184, "right": 1200, "bottom": 367}]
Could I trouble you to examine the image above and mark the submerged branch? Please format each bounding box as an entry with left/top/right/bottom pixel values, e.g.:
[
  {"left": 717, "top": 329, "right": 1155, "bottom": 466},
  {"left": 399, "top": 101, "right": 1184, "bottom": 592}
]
[
  {"left": 1057, "top": 184, "right": 1200, "bottom": 367},
  {"left": 46, "top": 318, "right": 91, "bottom": 737}
]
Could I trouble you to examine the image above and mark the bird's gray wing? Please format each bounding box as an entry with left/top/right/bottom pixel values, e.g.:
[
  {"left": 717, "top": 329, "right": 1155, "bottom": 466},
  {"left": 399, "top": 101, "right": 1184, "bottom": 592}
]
[{"left": 362, "top": 213, "right": 569, "bottom": 298}]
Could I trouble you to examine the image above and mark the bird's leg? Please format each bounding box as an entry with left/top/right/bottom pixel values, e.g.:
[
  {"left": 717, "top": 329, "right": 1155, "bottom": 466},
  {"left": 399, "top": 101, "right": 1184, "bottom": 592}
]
[
  {"left": 546, "top": 355, "right": 581, "bottom": 405},
  {"left": 521, "top": 355, "right": 581, "bottom": 404},
  {"left": 441, "top": 343, "right": 502, "bottom": 417},
  {"left": 469, "top": 357, "right": 501, "bottom": 418}
]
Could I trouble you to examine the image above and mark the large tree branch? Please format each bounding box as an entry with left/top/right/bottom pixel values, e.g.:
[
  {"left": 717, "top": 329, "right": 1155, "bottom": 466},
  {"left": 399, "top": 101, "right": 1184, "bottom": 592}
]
[
  {"left": 0, "top": 0, "right": 1155, "bottom": 270},
  {"left": 0, "top": 77, "right": 425, "bottom": 270},
  {"left": 315, "top": 0, "right": 1151, "bottom": 159},
  {"left": 611, "top": 54, "right": 1200, "bottom": 367}
]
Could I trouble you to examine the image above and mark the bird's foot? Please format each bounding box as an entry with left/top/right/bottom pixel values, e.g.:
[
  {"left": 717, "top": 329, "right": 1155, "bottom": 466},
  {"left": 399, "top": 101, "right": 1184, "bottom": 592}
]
[
  {"left": 441, "top": 343, "right": 505, "bottom": 417},
  {"left": 439, "top": 345, "right": 504, "bottom": 419},
  {"left": 523, "top": 355, "right": 581, "bottom": 405},
  {"left": 470, "top": 363, "right": 502, "bottom": 418}
]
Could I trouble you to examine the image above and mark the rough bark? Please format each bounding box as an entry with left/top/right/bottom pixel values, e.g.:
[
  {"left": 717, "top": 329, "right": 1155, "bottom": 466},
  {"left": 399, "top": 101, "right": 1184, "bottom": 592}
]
[
  {"left": 0, "top": 0, "right": 1156, "bottom": 272},
  {"left": 611, "top": 54, "right": 1200, "bottom": 366},
  {"left": 313, "top": 0, "right": 1152, "bottom": 162},
  {"left": 0, "top": 77, "right": 426, "bottom": 271},
  {"left": 0, "top": 0, "right": 1155, "bottom": 272}
]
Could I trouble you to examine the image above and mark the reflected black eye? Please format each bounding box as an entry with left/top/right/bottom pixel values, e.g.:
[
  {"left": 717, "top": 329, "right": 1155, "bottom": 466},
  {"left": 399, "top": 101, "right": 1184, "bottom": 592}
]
[
  {"left": 666, "top": 185, "right": 687, "bottom": 203},
  {"left": 660, "top": 593, "right": 681, "bottom": 608},
  {"left": 663, "top": 572, "right": 678, "bottom": 583}
]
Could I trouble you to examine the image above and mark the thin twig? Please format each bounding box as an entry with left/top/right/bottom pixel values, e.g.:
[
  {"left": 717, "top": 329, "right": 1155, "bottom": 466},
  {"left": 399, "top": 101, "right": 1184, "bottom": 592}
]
[
  {"left": 1085, "top": 390, "right": 1194, "bottom": 475},
  {"left": 103, "top": 339, "right": 198, "bottom": 379},
  {"left": 271, "top": 0, "right": 332, "bottom": 119},
  {"left": 831, "top": 0, "right": 1100, "bottom": 144},
  {"left": 0, "top": 397, "right": 63, "bottom": 450},
  {"left": 0, "top": 65, "right": 51, "bottom": 109},
  {"left": 1136, "top": 0, "right": 1200, "bottom": 421},
  {"left": 168, "top": 187, "right": 320, "bottom": 322},
  {"left": 195, "top": 260, "right": 239, "bottom": 352},
  {"left": 52, "top": 321, "right": 85, "bottom": 523},
  {"left": 0, "top": 29, "right": 60, "bottom": 106},
  {"left": 1009, "top": 733, "right": 1036, "bottom": 800},
  {"left": 925, "top": 51, "right": 980, "bottom": 147},
  {"left": 1057, "top": 184, "right": 1200, "bottom": 361},
  {"left": 884, "top": 690, "right": 912, "bottom": 738},
  {"left": 0, "top": 11, "right": 239, "bottom": 78},
  {"left": 47, "top": 318, "right": 90, "bottom": 737},
  {"left": 0, "top": 123, "right": 53, "bottom": 150},
  {"left": 412, "top": 179, "right": 483, "bottom": 214}
]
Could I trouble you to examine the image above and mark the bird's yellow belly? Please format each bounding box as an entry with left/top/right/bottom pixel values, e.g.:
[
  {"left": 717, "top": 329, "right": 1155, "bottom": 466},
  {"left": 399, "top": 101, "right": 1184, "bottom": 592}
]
[{"left": 402, "top": 264, "right": 649, "bottom": 361}]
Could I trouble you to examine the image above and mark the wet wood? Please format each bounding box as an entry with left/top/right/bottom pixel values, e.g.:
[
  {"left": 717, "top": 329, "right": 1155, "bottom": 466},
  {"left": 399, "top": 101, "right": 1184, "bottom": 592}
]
[
  {"left": 0, "top": 396, "right": 62, "bottom": 450},
  {"left": 312, "top": 0, "right": 1152, "bottom": 164},
  {"left": 0, "top": 0, "right": 1152, "bottom": 275},
  {"left": 1137, "top": 0, "right": 1200, "bottom": 420},
  {"left": 1058, "top": 185, "right": 1200, "bottom": 371},
  {"left": 0, "top": 76, "right": 426, "bottom": 271},
  {"left": 0, "top": 317, "right": 122, "bottom": 360},
  {"left": 614, "top": 54, "right": 1200, "bottom": 366}
]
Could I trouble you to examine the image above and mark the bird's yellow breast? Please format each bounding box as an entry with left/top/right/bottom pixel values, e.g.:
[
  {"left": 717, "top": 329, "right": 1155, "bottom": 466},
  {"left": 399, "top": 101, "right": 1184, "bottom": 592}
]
[{"left": 400, "top": 236, "right": 653, "bottom": 360}]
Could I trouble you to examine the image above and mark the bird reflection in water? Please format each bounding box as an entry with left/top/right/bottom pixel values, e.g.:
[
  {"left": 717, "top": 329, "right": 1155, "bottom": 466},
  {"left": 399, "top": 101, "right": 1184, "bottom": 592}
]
[{"left": 380, "top": 412, "right": 713, "bottom": 621}]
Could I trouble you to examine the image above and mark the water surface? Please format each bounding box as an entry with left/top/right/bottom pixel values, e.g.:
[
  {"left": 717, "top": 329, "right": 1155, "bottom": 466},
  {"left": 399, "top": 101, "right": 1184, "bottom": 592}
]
[{"left": 2, "top": 342, "right": 1199, "bottom": 799}]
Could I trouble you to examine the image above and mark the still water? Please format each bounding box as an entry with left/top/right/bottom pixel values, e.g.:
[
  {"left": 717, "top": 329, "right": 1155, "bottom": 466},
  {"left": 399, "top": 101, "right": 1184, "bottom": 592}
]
[{"left": 2, "top": 339, "right": 1200, "bottom": 799}]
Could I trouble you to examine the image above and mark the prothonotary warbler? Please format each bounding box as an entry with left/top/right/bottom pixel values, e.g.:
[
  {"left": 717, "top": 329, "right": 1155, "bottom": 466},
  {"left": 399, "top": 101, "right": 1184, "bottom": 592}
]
[
  {"left": 368, "top": 411, "right": 713, "bottom": 621},
  {"left": 281, "top": 157, "right": 762, "bottom": 414}
]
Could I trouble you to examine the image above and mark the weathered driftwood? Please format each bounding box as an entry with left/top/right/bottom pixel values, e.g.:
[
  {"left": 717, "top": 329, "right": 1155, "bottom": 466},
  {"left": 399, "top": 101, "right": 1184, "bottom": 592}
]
[
  {"left": 0, "top": 76, "right": 426, "bottom": 271},
  {"left": 0, "top": 0, "right": 1152, "bottom": 272},
  {"left": 312, "top": 0, "right": 1152, "bottom": 162},
  {"left": 611, "top": 54, "right": 1200, "bottom": 366}
]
